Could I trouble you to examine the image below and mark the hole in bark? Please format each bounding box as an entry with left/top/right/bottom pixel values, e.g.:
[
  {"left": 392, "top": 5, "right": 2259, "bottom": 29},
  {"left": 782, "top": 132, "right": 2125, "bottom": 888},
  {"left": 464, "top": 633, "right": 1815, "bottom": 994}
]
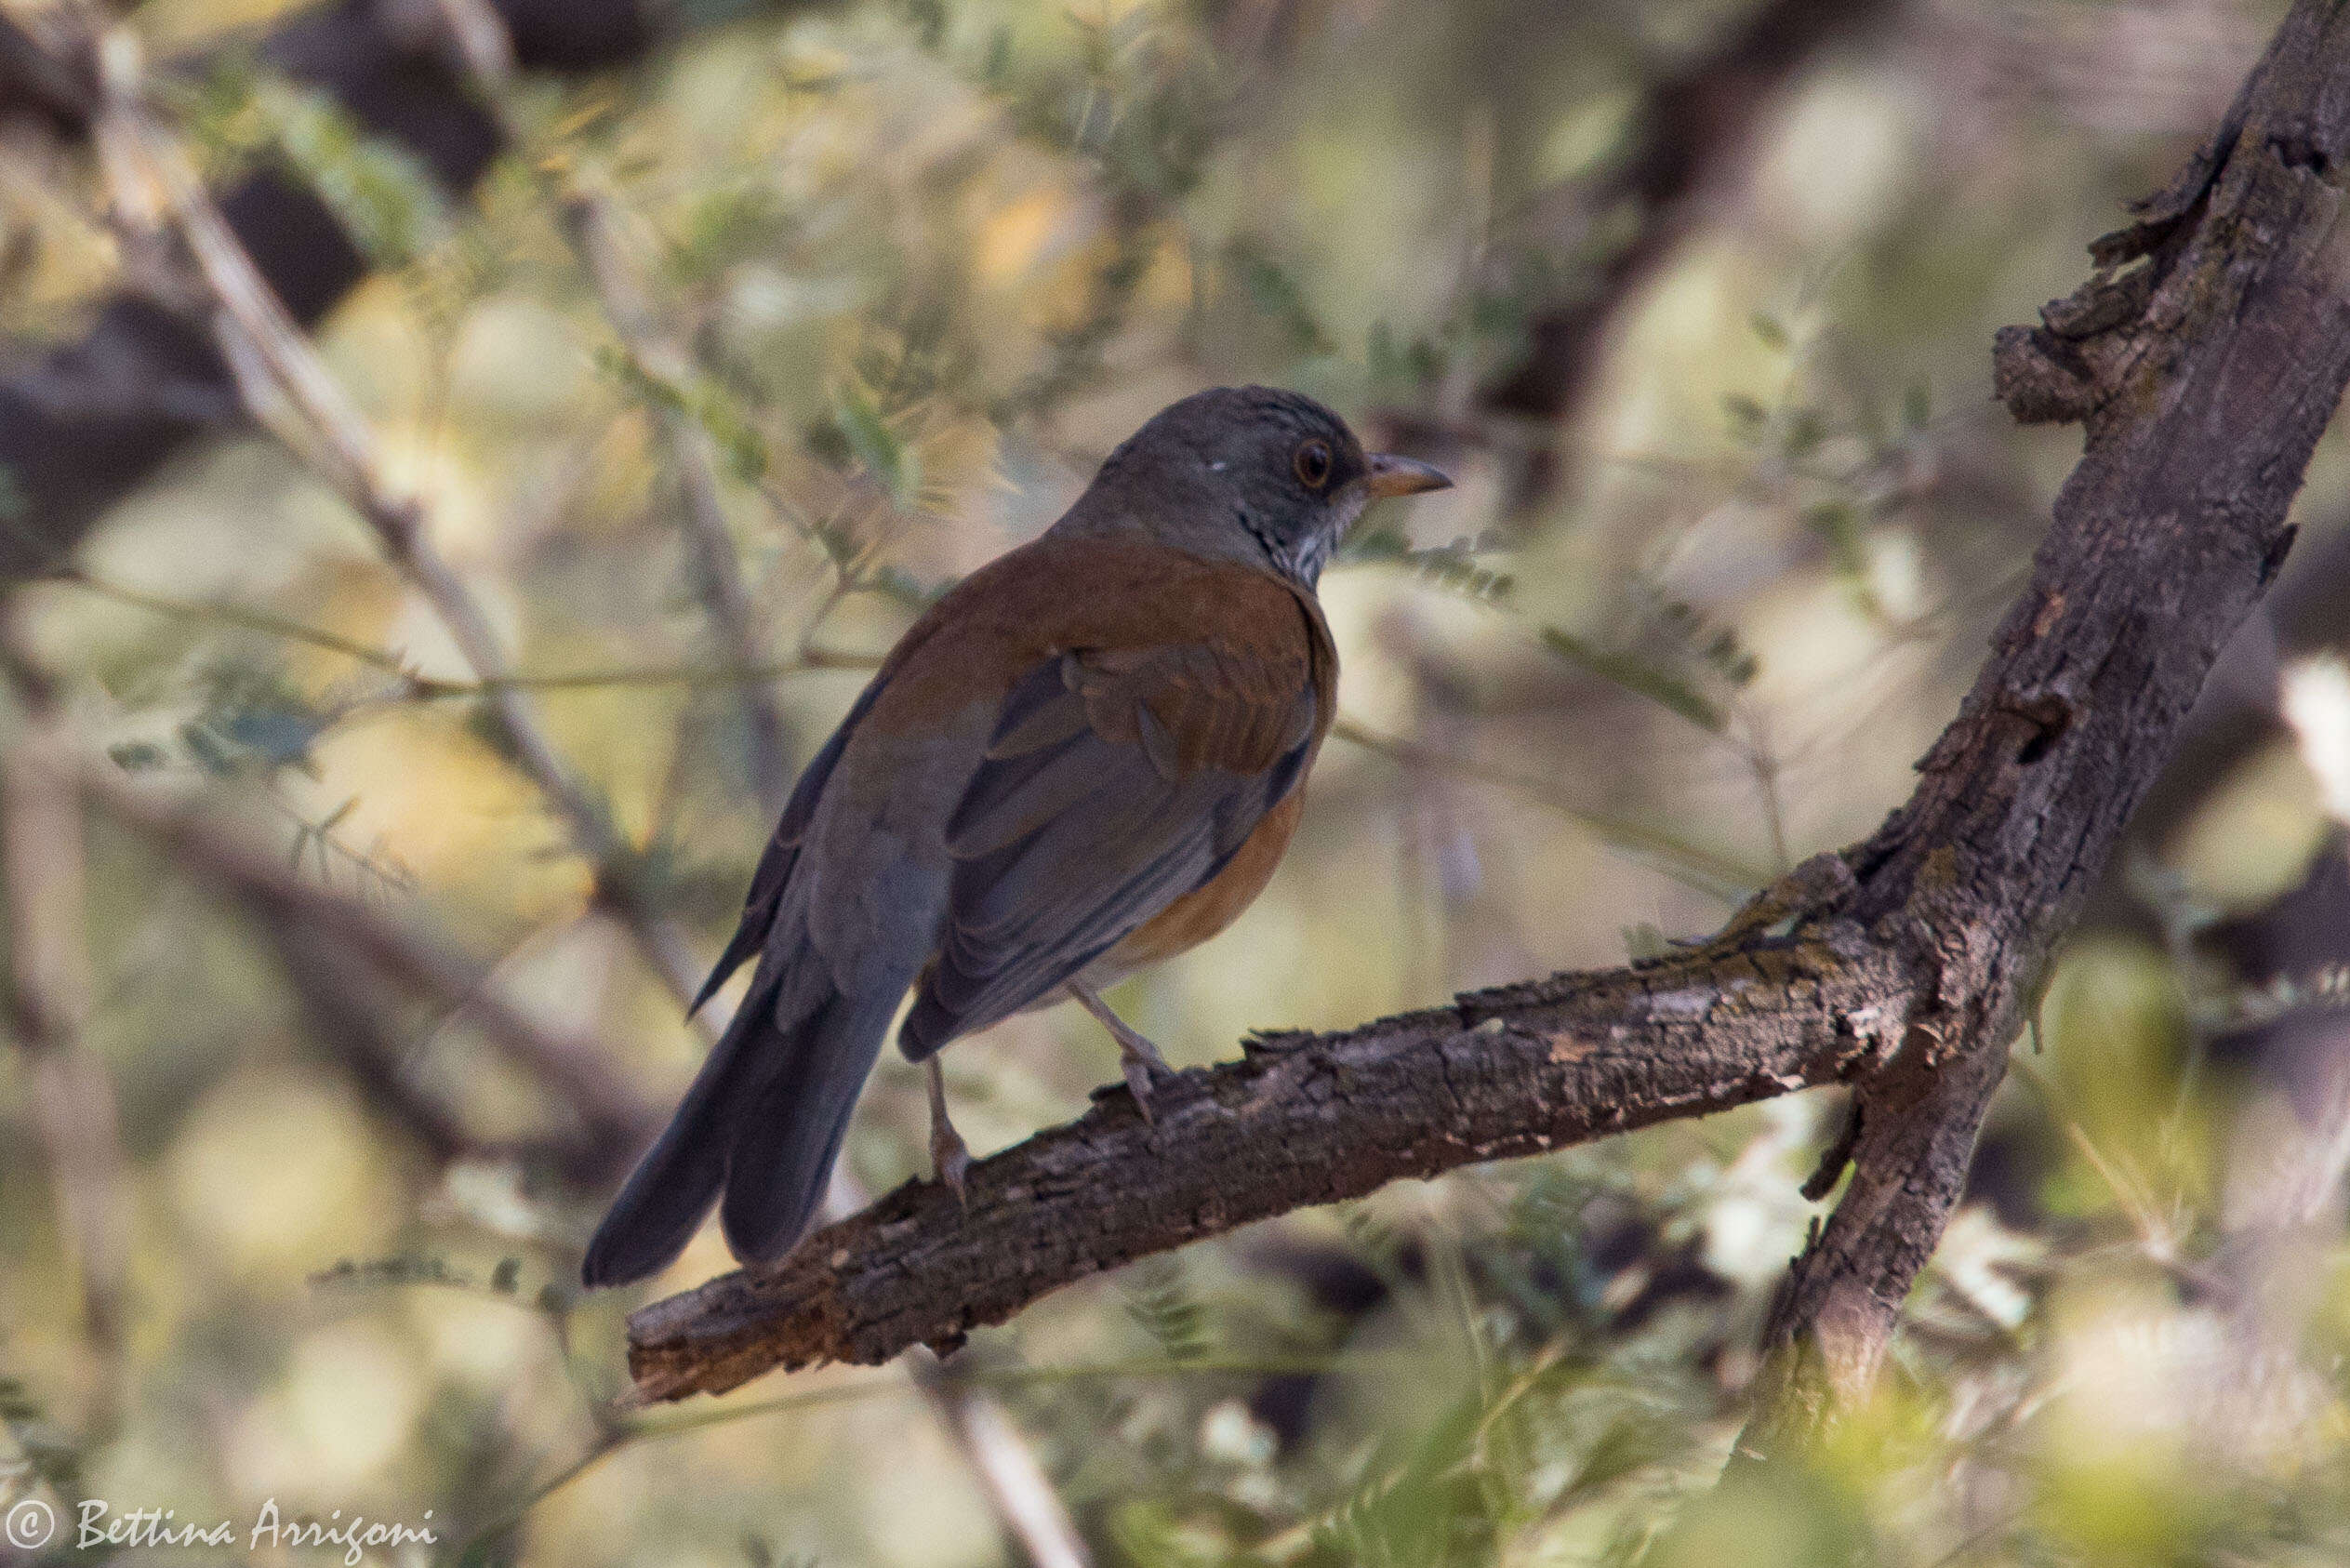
[
  {"left": 2011, "top": 697, "right": 2076, "bottom": 766},
  {"left": 2272, "top": 130, "right": 2332, "bottom": 176}
]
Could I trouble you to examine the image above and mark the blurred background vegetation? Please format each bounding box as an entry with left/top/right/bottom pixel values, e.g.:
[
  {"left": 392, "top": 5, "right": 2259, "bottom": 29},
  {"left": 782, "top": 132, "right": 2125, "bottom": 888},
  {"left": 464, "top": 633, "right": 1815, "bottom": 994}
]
[{"left": 5, "top": 0, "right": 2350, "bottom": 1562}]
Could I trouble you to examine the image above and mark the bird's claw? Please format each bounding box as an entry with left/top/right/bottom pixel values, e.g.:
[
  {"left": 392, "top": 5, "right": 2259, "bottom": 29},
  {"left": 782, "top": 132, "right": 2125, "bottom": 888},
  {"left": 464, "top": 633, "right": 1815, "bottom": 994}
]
[
  {"left": 1122, "top": 1048, "right": 1163, "bottom": 1124},
  {"left": 925, "top": 1057, "right": 971, "bottom": 1206},
  {"left": 1118, "top": 1030, "right": 1176, "bottom": 1124},
  {"left": 932, "top": 1129, "right": 972, "bottom": 1207},
  {"left": 1069, "top": 981, "right": 1175, "bottom": 1126}
]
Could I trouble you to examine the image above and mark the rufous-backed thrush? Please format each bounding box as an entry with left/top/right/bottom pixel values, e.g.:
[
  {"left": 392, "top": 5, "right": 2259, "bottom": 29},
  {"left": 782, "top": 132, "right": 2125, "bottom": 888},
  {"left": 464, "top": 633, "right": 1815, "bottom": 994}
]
[{"left": 583, "top": 386, "right": 1450, "bottom": 1286}]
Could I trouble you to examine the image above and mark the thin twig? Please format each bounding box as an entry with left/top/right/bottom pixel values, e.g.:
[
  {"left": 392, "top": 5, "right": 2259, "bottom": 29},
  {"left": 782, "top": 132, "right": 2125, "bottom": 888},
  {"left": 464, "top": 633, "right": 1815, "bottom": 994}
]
[
  {"left": 82, "top": 21, "right": 705, "bottom": 1000},
  {"left": 562, "top": 189, "right": 796, "bottom": 815},
  {"left": 906, "top": 1353, "right": 1090, "bottom": 1568},
  {"left": 266, "top": 917, "right": 507, "bottom": 1168},
  {"left": 1735, "top": 701, "right": 1795, "bottom": 875},
  {"left": 1332, "top": 717, "right": 1764, "bottom": 901},
  {"left": 60, "top": 738, "right": 664, "bottom": 1170},
  {"left": 46, "top": 562, "right": 880, "bottom": 695},
  {"left": 421, "top": 4, "right": 1095, "bottom": 1557},
  {"left": 2006, "top": 1056, "right": 2207, "bottom": 1289}
]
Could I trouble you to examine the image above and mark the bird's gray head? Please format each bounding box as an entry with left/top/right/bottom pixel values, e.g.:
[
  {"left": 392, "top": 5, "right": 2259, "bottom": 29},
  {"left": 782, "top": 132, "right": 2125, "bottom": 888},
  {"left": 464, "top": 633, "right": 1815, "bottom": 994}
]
[{"left": 1056, "top": 386, "right": 1451, "bottom": 590}]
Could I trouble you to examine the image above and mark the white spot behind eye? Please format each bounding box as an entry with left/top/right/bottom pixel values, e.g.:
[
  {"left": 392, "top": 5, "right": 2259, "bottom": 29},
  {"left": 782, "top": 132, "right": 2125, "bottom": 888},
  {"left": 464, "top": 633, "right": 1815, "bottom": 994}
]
[{"left": 1208, "top": 460, "right": 1228, "bottom": 472}]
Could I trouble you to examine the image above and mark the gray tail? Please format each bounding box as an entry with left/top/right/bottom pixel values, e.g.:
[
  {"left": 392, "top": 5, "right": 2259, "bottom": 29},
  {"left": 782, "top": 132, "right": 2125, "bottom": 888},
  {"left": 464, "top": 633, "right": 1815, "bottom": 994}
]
[{"left": 581, "top": 974, "right": 892, "bottom": 1288}]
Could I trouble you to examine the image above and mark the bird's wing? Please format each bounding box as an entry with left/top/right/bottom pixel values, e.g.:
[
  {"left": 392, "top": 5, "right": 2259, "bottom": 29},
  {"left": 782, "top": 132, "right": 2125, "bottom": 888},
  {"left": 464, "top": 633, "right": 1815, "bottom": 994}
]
[
  {"left": 687, "top": 676, "right": 888, "bottom": 1016},
  {"left": 898, "top": 630, "right": 1322, "bottom": 1058}
]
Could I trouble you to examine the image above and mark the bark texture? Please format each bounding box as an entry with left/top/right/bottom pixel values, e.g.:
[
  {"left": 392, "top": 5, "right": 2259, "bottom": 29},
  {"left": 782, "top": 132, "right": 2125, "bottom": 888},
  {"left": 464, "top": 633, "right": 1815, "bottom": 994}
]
[{"left": 627, "top": 0, "right": 2350, "bottom": 1414}]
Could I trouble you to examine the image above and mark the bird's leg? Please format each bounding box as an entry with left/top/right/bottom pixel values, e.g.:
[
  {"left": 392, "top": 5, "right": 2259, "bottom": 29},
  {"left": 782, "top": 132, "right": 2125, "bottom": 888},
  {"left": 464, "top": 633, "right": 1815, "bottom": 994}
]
[
  {"left": 924, "top": 1056, "right": 971, "bottom": 1205},
  {"left": 1067, "top": 981, "right": 1173, "bottom": 1122}
]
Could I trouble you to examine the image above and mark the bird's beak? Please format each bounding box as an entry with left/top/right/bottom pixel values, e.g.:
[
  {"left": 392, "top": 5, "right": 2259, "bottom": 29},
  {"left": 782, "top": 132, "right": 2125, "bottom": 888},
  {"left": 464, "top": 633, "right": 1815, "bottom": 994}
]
[{"left": 1363, "top": 453, "right": 1453, "bottom": 498}]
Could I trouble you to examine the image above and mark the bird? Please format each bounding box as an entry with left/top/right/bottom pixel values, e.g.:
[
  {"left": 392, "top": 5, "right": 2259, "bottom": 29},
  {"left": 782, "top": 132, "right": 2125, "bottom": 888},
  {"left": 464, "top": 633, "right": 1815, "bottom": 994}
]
[{"left": 582, "top": 385, "right": 1450, "bottom": 1287}]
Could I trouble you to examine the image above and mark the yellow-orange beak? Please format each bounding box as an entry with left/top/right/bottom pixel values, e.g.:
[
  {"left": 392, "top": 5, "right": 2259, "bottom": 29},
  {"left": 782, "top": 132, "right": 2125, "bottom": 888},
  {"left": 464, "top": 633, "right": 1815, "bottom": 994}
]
[{"left": 1363, "top": 452, "right": 1454, "bottom": 498}]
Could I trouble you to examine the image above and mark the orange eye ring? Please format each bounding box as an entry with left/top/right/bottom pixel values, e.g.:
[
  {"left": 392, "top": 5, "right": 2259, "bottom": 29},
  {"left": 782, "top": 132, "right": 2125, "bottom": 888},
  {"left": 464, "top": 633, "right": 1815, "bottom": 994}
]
[{"left": 1294, "top": 439, "right": 1333, "bottom": 489}]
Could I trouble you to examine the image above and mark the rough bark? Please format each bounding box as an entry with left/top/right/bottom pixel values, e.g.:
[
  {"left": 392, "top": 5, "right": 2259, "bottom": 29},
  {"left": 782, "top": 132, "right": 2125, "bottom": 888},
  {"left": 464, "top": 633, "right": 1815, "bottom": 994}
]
[{"left": 626, "top": 0, "right": 2350, "bottom": 1415}]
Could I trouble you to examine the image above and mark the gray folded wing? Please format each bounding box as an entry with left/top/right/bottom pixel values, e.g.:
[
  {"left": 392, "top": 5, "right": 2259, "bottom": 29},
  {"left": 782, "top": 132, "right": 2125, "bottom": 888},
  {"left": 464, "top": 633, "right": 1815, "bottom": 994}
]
[{"left": 897, "top": 644, "right": 1316, "bottom": 1059}]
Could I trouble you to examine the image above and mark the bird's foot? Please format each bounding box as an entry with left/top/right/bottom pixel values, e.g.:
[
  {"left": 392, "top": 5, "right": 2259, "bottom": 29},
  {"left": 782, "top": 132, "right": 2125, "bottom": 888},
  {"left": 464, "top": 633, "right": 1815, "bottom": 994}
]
[
  {"left": 925, "top": 1058, "right": 971, "bottom": 1206},
  {"left": 1069, "top": 982, "right": 1173, "bottom": 1123},
  {"left": 931, "top": 1122, "right": 972, "bottom": 1206},
  {"left": 1119, "top": 1043, "right": 1168, "bottom": 1123}
]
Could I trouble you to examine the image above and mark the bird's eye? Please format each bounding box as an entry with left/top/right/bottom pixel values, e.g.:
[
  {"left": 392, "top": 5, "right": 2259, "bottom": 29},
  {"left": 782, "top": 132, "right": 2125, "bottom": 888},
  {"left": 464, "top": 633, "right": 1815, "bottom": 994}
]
[{"left": 1294, "top": 439, "right": 1333, "bottom": 489}]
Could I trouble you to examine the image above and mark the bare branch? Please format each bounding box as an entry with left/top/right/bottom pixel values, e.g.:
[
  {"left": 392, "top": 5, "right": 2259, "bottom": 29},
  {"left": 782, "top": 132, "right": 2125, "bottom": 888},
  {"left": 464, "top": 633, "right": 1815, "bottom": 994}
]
[
  {"left": 1331, "top": 717, "right": 1766, "bottom": 901},
  {"left": 906, "top": 1352, "right": 1091, "bottom": 1568},
  {"left": 65, "top": 751, "right": 664, "bottom": 1171},
  {"left": 624, "top": 885, "right": 1897, "bottom": 1400},
  {"left": 0, "top": 623, "right": 132, "bottom": 1427},
  {"left": 0, "top": 0, "right": 667, "bottom": 578},
  {"left": 420, "top": 7, "right": 1095, "bottom": 1542},
  {"left": 26, "top": 27, "right": 1094, "bottom": 1557},
  {"left": 563, "top": 191, "right": 797, "bottom": 815},
  {"left": 65, "top": 19, "right": 709, "bottom": 1001},
  {"left": 42, "top": 565, "right": 877, "bottom": 698},
  {"left": 1480, "top": 0, "right": 1894, "bottom": 432},
  {"left": 624, "top": 1, "right": 2350, "bottom": 1428}
]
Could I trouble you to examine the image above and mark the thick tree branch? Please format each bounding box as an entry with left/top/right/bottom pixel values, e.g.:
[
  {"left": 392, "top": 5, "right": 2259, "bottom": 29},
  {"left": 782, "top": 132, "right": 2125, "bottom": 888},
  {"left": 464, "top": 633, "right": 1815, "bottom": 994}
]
[{"left": 625, "top": 0, "right": 2350, "bottom": 1413}]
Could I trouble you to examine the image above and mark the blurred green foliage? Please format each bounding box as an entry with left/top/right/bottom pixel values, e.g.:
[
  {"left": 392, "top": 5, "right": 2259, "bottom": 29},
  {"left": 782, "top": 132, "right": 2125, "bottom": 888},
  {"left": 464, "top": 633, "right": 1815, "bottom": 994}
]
[{"left": 6, "top": 0, "right": 2350, "bottom": 1564}]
